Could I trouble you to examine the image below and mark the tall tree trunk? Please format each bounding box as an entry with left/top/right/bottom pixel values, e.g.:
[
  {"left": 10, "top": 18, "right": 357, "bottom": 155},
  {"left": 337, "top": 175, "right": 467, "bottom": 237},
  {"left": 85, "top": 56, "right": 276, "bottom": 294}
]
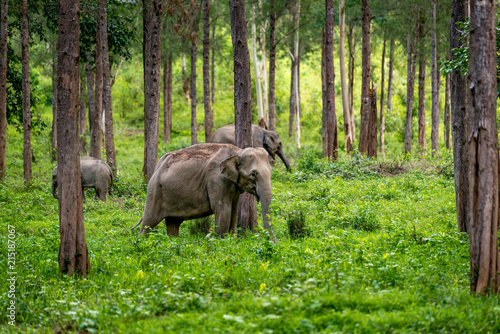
[
  {"left": 418, "top": 49, "right": 426, "bottom": 158},
  {"left": 163, "top": 54, "right": 172, "bottom": 145},
  {"left": 51, "top": 50, "right": 57, "bottom": 162},
  {"left": 358, "top": 0, "right": 371, "bottom": 154},
  {"left": 90, "top": 26, "right": 103, "bottom": 159},
  {"left": 293, "top": 0, "right": 301, "bottom": 148},
  {"left": 230, "top": 0, "right": 258, "bottom": 231},
  {"left": 431, "top": 0, "right": 439, "bottom": 155},
  {"left": 387, "top": 38, "right": 395, "bottom": 112},
  {"left": 347, "top": 22, "right": 356, "bottom": 143},
  {"left": 143, "top": 0, "right": 162, "bottom": 181},
  {"left": 79, "top": 68, "right": 87, "bottom": 155},
  {"left": 21, "top": 0, "right": 31, "bottom": 183},
  {"left": 379, "top": 37, "right": 386, "bottom": 157},
  {"left": 322, "top": 29, "right": 327, "bottom": 157},
  {"left": 444, "top": 73, "right": 451, "bottom": 150},
  {"left": 268, "top": 0, "right": 276, "bottom": 131},
  {"left": 99, "top": 0, "right": 116, "bottom": 173},
  {"left": 339, "top": 0, "right": 352, "bottom": 153},
  {"left": 325, "top": 0, "right": 337, "bottom": 160},
  {"left": 251, "top": 4, "right": 265, "bottom": 128},
  {"left": 451, "top": 0, "right": 469, "bottom": 233},
  {"left": 259, "top": 0, "right": 269, "bottom": 126},
  {"left": 211, "top": 23, "right": 215, "bottom": 113},
  {"left": 404, "top": 15, "right": 420, "bottom": 155},
  {"left": 56, "top": 0, "right": 89, "bottom": 277},
  {"left": 85, "top": 59, "right": 96, "bottom": 155},
  {"left": 288, "top": 58, "right": 295, "bottom": 138},
  {"left": 190, "top": 39, "right": 198, "bottom": 145},
  {"left": 203, "top": 0, "right": 212, "bottom": 142},
  {"left": 0, "top": 0, "right": 6, "bottom": 181},
  {"left": 367, "top": 83, "right": 377, "bottom": 157},
  {"left": 467, "top": 0, "right": 500, "bottom": 295},
  {"left": 181, "top": 53, "right": 190, "bottom": 103}
]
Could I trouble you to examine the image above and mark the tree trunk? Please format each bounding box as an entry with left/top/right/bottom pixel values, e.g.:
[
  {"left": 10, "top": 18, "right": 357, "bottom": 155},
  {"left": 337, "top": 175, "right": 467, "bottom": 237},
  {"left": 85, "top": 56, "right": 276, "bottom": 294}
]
[
  {"left": 190, "top": 39, "right": 198, "bottom": 145},
  {"left": 51, "top": 50, "right": 57, "bottom": 162},
  {"left": 163, "top": 54, "right": 172, "bottom": 145},
  {"left": 21, "top": 0, "right": 31, "bottom": 183},
  {"left": 322, "top": 28, "right": 327, "bottom": 158},
  {"left": 288, "top": 58, "right": 295, "bottom": 138},
  {"left": 379, "top": 37, "right": 386, "bottom": 157},
  {"left": 211, "top": 23, "right": 215, "bottom": 113},
  {"left": 268, "top": 0, "right": 276, "bottom": 131},
  {"left": 56, "top": 0, "right": 89, "bottom": 277},
  {"left": 467, "top": 0, "right": 500, "bottom": 295},
  {"left": 418, "top": 49, "right": 426, "bottom": 158},
  {"left": 293, "top": 1, "right": 301, "bottom": 148},
  {"left": 451, "top": 0, "right": 469, "bottom": 233},
  {"left": 259, "top": 1, "right": 269, "bottom": 126},
  {"left": 387, "top": 38, "right": 395, "bottom": 112},
  {"left": 358, "top": 0, "right": 371, "bottom": 155},
  {"left": 444, "top": 73, "right": 451, "bottom": 150},
  {"left": 230, "top": 0, "right": 257, "bottom": 231},
  {"left": 251, "top": 4, "right": 265, "bottom": 128},
  {"left": 181, "top": 53, "right": 190, "bottom": 103},
  {"left": 404, "top": 16, "right": 420, "bottom": 155},
  {"left": 431, "top": 0, "right": 439, "bottom": 155},
  {"left": 367, "top": 83, "right": 377, "bottom": 157},
  {"left": 203, "top": 0, "right": 212, "bottom": 142},
  {"left": 143, "top": 0, "right": 162, "bottom": 181},
  {"left": 85, "top": 59, "right": 96, "bottom": 155},
  {"left": 79, "top": 68, "right": 87, "bottom": 155},
  {"left": 325, "top": 0, "right": 337, "bottom": 160},
  {"left": 99, "top": 0, "right": 116, "bottom": 173},
  {"left": 0, "top": 0, "right": 6, "bottom": 181},
  {"left": 339, "top": 0, "right": 352, "bottom": 153},
  {"left": 90, "top": 26, "right": 103, "bottom": 159},
  {"left": 347, "top": 22, "right": 356, "bottom": 143}
]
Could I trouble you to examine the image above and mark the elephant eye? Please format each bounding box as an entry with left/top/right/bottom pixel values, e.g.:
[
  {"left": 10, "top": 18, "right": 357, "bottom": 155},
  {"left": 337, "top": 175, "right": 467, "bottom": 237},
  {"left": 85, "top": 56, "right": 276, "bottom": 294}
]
[{"left": 251, "top": 171, "right": 258, "bottom": 178}]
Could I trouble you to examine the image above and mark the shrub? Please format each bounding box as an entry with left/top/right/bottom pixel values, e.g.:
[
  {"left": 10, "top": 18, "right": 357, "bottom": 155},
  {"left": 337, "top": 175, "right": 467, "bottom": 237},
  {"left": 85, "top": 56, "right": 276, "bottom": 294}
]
[
  {"left": 188, "top": 217, "right": 212, "bottom": 236},
  {"left": 286, "top": 210, "right": 310, "bottom": 239}
]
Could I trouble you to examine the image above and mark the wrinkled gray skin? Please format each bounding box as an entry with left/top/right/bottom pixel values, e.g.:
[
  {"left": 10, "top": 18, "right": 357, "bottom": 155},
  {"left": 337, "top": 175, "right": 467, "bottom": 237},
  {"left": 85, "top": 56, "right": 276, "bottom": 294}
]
[
  {"left": 52, "top": 156, "right": 113, "bottom": 202},
  {"left": 131, "top": 143, "right": 275, "bottom": 240},
  {"left": 210, "top": 124, "right": 291, "bottom": 172}
]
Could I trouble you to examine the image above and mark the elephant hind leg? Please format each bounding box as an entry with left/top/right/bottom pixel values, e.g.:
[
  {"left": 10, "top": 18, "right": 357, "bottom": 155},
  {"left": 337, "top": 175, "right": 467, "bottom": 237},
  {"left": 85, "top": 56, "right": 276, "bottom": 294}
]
[{"left": 96, "top": 187, "right": 107, "bottom": 202}]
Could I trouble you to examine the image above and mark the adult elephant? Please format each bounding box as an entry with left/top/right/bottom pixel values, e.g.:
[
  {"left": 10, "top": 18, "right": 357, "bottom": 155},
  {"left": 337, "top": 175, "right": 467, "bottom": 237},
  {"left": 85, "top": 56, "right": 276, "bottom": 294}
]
[
  {"left": 131, "top": 143, "right": 276, "bottom": 240},
  {"left": 209, "top": 124, "right": 291, "bottom": 172}
]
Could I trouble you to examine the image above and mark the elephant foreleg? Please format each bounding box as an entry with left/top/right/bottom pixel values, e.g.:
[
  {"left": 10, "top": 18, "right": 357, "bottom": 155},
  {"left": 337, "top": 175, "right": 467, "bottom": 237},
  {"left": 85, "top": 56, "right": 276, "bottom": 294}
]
[
  {"left": 229, "top": 198, "right": 239, "bottom": 235},
  {"left": 212, "top": 199, "right": 233, "bottom": 237},
  {"left": 165, "top": 218, "right": 183, "bottom": 236}
]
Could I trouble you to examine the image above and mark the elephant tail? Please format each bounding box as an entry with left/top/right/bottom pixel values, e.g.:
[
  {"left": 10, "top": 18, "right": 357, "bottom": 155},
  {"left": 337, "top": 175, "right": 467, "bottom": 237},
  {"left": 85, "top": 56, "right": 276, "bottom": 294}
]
[{"left": 130, "top": 217, "right": 142, "bottom": 231}]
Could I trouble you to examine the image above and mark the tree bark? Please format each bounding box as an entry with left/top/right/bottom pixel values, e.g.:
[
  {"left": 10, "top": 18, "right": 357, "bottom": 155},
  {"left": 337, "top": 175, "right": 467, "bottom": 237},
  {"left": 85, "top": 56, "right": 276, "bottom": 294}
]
[
  {"left": 21, "top": 0, "right": 31, "bottom": 183},
  {"left": 251, "top": 4, "right": 265, "bottom": 128},
  {"left": 203, "top": 0, "right": 212, "bottom": 142},
  {"left": 444, "top": 73, "right": 451, "bottom": 150},
  {"left": 451, "top": 0, "right": 469, "bottom": 233},
  {"left": 367, "top": 83, "right": 377, "bottom": 157},
  {"left": 404, "top": 15, "right": 420, "bottom": 155},
  {"left": 467, "top": 0, "right": 500, "bottom": 295},
  {"left": 339, "top": 0, "right": 352, "bottom": 153},
  {"left": 85, "top": 59, "right": 96, "bottom": 156},
  {"left": 181, "top": 53, "right": 190, "bottom": 103},
  {"left": 56, "top": 0, "right": 89, "bottom": 277},
  {"left": 0, "top": 0, "right": 6, "bottom": 181},
  {"left": 90, "top": 26, "right": 103, "bottom": 159},
  {"left": 211, "top": 23, "right": 215, "bottom": 109},
  {"left": 79, "top": 68, "right": 87, "bottom": 155},
  {"left": 387, "top": 38, "right": 395, "bottom": 112},
  {"left": 143, "top": 0, "right": 162, "bottom": 181},
  {"left": 325, "top": 0, "right": 337, "bottom": 160},
  {"left": 431, "top": 0, "right": 439, "bottom": 155},
  {"left": 99, "top": 0, "right": 116, "bottom": 173},
  {"left": 288, "top": 58, "right": 295, "bottom": 138},
  {"left": 163, "top": 54, "right": 172, "bottom": 145},
  {"left": 322, "top": 28, "right": 327, "bottom": 158},
  {"left": 418, "top": 48, "right": 426, "bottom": 158},
  {"left": 190, "top": 38, "right": 198, "bottom": 145},
  {"left": 379, "top": 37, "right": 386, "bottom": 158},
  {"left": 347, "top": 22, "right": 356, "bottom": 143},
  {"left": 293, "top": 0, "right": 301, "bottom": 148},
  {"left": 268, "top": 0, "right": 276, "bottom": 131},
  {"left": 358, "top": 0, "right": 371, "bottom": 155},
  {"left": 259, "top": 0, "right": 269, "bottom": 126},
  {"left": 51, "top": 50, "right": 57, "bottom": 162}
]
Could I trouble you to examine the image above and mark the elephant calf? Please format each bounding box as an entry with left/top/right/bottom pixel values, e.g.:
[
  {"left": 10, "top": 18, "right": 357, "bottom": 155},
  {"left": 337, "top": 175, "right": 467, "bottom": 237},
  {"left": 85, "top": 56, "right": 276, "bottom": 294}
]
[
  {"left": 209, "top": 124, "right": 291, "bottom": 172},
  {"left": 131, "top": 143, "right": 275, "bottom": 240},
  {"left": 52, "top": 156, "right": 113, "bottom": 202}
]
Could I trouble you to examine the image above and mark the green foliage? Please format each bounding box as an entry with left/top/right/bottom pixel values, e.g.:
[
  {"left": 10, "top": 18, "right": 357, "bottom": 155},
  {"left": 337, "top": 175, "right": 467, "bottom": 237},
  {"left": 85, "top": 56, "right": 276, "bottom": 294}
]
[
  {"left": 188, "top": 217, "right": 213, "bottom": 236},
  {"left": 286, "top": 209, "right": 310, "bottom": 239}
]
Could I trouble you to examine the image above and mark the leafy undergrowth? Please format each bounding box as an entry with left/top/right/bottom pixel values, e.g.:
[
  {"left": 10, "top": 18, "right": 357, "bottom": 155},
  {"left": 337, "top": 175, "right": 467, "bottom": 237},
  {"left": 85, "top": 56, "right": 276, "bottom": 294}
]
[{"left": 1, "top": 148, "right": 499, "bottom": 333}]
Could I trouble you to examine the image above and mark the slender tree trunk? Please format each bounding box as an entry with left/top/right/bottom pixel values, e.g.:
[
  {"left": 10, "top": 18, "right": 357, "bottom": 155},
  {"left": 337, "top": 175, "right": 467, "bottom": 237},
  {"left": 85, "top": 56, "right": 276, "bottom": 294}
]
[
  {"left": 268, "top": 0, "right": 276, "bottom": 131},
  {"left": 347, "top": 22, "right": 356, "bottom": 143},
  {"left": 418, "top": 49, "right": 426, "bottom": 158},
  {"left": 288, "top": 58, "right": 295, "bottom": 138},
  {"left": 367, "top": 83, "right": 377, "bottom": 157},
  {"left": 339, "top": 0, "right": 352, "bottom": 153},
  {"left": 143, "top": 0, "right": 162, "bottom": 181},
  {"left": 251, "top": 4, "right": 265, "bottom": 128},
  {"left": 85, "top": 59, "right": 96, "bottom": 154},
  {"left": 444, "top": 73, "right": 451, "bottom": 150},
  {"left": 387, "top": 38, "right": 395, "bottom": 112},
  {"left": 203, "top": 0, "right": 212, "bottom": 142},
  {"left": 293, "top": 0, "right": 301, "bottom": 148},
  {"left": 431, "top": 0, "right": 439, "bottom": 155},
  {"left": 56, "top": 0, "right": 89, "bottom": 277},
  {"left": 259, "top": 1, "right": 269, "bottom": 126},
  {"left": 51, "top": 50, "right": 57, "bottom": 162},
  {"left": 211, "top": 23, "right": 215, "bottom": 112},
  {"left": 451, "top": 0, "right": 469, "bottom": 233},
  {"left": 0, "top": 0, "right": 6, "bottom": 181},
  {"left": 467, "top": 0, "right": 500, "bottom": 295},
  {"left": 322, "top": 29, "right": 327, "bottom": 157},
  {"left": 190, "top": 39, "right": 198, "bottom": 145},
  {"left": 379, "top": 37, "right": 386, "bottom": 157},
  {"left": 79, "top": 68, "right": 87, "bottom": 155},
  {"left": 99, "top": 0, "right": 116, "bottom": 173},
  {"left": 358, "top": 0, "right": 371, "bottom": 154},
  {"left": 21, "top": 0, "right": 31, "bottom": 183},
  {"left": 90, "top": 26, "right": 103, "bottom": 159},
  {"left": 325, "top": 0, "right": 337, "bottom": 160},
  {"left": 404, "top": 15, "right": 420, "bottom": 155},
  {"left": 163, "top": 54, "right": 172, "bottom": 145}
]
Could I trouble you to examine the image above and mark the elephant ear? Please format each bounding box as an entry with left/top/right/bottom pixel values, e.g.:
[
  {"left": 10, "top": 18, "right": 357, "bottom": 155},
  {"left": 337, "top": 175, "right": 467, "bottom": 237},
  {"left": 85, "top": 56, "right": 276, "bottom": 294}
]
[{"left": 220, "top": 155, "right": 240, "bottom": 183}]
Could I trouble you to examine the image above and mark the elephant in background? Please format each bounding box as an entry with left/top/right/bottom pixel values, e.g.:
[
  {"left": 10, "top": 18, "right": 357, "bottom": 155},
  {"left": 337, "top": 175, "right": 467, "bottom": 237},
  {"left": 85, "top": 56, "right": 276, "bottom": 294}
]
[
  {"left": 131, "top": 143, "right": 276, "bottom": 240},
  {"left": 209, "top": 124, "right": 291, "bottom": 172},
  {"left": 52, "top": 156, "right": 113, "bottom": 202}
]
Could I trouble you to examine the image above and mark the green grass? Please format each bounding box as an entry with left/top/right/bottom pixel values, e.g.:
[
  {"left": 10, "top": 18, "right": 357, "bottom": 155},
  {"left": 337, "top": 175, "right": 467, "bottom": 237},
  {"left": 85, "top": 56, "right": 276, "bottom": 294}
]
[{"left": 2, "top": 122, "right": 500, "bottom": 333}]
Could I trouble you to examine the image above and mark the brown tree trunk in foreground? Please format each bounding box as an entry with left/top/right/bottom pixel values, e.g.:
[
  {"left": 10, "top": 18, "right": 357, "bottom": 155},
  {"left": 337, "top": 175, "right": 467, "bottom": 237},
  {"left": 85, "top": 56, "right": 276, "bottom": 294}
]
[
  {"left": 56, "top": 0, "right": 89, "bottom": 277},
  {"left": 358, "top": 0, "right": 371, "bottom": 155},
  {"left": 163, "top": 54, "right": 172, "bottom": 145},
  {"left": 418, "top": 50, "right": 426, "bottom": 158},
  {"left": 467, "top": 0, "right": 500, "bottom": 295},
  {"left": 451, "top": 0, "right": 469, "bottom": 233},
  {"left": 444, "top": 73, "right": 451, "bottom": 150},
  {"left": 21, "top": 0, "right": 32, "bottom": 183},
  {"left": 0, "top": 0, "right": 6, "bottom": 181},
  {"left": 379, "top": 37, "right": 386, "bottom": 157},
  {"left": 190, "top": 39, "right": 198, "bottom": 145},
  {"left": 268, "top": 0, "right": 276, "bottom": 131},
  {"left": 325, "top": 0, "right": 337, "bottom": 160},
  {"left": 203, "top": 0, "right": 212, "bottom": 142}
]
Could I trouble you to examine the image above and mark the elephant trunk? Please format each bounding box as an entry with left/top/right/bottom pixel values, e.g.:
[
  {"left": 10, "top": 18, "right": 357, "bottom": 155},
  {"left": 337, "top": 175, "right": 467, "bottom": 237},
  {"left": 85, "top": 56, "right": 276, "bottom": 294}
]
[
  {"left": 277, "top": 147, "right": 292, "bottom": 172},
  {"left": 257, "top": 183, "right": 277, "bottom": 242}
]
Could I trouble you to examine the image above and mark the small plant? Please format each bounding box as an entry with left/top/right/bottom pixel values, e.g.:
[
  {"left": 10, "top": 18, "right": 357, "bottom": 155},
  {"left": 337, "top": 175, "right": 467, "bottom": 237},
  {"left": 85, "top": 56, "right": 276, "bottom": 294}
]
[
  {"left": 287, "top": 210, "right": 310, "bottom": 239},
  {"left": 188, "top": 216, "right": 212, "bottom": 236}
]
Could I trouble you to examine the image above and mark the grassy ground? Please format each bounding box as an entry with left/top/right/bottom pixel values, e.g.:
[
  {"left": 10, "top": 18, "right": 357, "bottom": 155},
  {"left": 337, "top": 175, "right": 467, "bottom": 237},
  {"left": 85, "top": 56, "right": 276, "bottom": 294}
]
[{"left": 1, "top": 124, "right": 500, "bottom": 333}]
